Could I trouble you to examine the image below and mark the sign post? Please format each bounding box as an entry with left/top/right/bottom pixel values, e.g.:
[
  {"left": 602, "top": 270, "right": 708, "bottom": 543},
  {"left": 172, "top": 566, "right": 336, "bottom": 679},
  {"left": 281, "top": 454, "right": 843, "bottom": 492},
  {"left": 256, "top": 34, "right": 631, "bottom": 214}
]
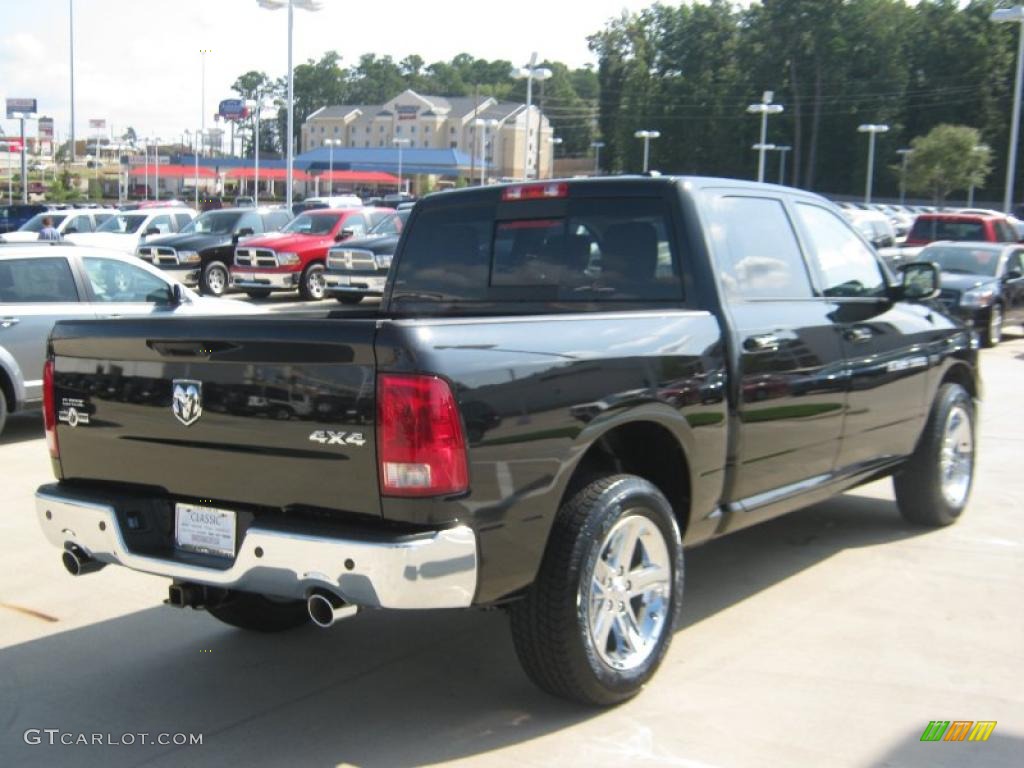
[{"left": 7, "top": 98, "right": 37, "bottom": 203}]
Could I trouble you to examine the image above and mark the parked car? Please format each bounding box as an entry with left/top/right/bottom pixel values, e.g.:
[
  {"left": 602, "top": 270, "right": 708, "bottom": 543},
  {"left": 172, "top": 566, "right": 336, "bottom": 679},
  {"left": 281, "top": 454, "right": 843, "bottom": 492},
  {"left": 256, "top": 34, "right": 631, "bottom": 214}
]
[
  {"left": 0, "top": 209, "right": 116, "bottom": 243},
  {"left": 234, "top": 196, "right": 255, "bottom": 208},
  {"left": 231, "top": 208, "right": 389, "bottom": 300},
  {"left": 66, "top": 207, "right": 196, "bottom": 254},
  {"left": 0, "top": 246, "right": 261, "bottom": 436},
  {"left": 303, "top": 195, "right": 363, "bottom": 209},
  {"left": 36, "top": 176, "right": 978, "bottom": 707},
  {"left": 323, "top": 209, "right": 409, "bottom": 304},
  {"left": 0, "top": 204, "right": 57, "bottom": 234},
  {"left": 921, "top": 241, "right": 1024, "bottom": 346},
  {"left": 844, "top": 209, "right": 903, "bottom": 270},
  {"left": 903, "top": 212, "right": 1020, "bottom": 249},
  {"left": 138, "top": 207, "right": 293, "bottom": 296}
]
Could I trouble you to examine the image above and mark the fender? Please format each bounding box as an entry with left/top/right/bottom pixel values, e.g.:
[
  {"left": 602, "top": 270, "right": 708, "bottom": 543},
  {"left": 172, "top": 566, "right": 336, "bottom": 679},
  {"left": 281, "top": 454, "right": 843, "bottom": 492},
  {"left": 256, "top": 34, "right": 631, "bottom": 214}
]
[{"left": 0, "top": 344, "right": 27, "bottom": 412}]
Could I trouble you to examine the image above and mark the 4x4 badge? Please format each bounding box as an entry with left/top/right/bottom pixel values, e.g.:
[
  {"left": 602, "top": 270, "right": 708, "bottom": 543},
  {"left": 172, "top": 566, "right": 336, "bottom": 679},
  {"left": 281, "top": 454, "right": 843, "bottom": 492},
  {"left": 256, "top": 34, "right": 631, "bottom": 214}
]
[
  {"left": 172, "top": 380, "right": 203, "bottom": 426},
  {"left": 309, "top": 430, "right": 365, "bottom": 447}
]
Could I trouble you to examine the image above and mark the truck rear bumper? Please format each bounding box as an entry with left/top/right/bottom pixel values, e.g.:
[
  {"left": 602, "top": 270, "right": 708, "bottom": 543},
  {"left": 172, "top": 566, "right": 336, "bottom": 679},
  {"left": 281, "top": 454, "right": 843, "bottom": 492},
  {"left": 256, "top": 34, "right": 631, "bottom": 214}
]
[{"left": 35, "top": 486, "right": 478, "bottom": 609}]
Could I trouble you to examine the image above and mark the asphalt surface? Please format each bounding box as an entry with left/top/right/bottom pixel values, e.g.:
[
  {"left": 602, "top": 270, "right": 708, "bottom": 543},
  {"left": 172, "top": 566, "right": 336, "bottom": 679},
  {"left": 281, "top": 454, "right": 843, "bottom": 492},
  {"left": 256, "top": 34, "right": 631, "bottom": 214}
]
[{"left": 0, "top": 329, "right": 1021, "bottom": 768}]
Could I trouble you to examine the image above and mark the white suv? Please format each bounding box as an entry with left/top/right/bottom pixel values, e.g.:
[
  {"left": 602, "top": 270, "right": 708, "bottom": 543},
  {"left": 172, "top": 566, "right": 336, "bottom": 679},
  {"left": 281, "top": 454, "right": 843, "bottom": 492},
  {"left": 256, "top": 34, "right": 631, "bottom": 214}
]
[{"left": 66, "top": 208, "right": 196, "bottom": 254}]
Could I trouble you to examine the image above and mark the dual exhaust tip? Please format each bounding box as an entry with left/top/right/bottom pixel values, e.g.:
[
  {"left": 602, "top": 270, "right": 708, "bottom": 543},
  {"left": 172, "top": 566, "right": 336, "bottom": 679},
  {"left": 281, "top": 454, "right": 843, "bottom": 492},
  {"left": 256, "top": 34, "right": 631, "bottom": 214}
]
[
  {"left": 306, "top": 590, "right": 358, "bottom": 628},
  {"left": 61, "top": 545, "right": 105, "bottom": 577}
]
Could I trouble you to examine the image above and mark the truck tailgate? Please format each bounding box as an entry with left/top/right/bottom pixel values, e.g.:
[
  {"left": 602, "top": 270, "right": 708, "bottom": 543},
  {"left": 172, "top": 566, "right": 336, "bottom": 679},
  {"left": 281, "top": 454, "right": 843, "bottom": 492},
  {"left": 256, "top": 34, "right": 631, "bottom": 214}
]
[{"left": 49, "top": 317, "right": 381, "bottom": 518}]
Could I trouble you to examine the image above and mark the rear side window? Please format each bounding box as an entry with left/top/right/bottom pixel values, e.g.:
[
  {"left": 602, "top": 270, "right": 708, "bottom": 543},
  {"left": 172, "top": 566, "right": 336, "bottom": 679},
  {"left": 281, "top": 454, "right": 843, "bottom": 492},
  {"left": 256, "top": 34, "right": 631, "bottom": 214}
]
[
  {"left": 995, "top": 220, "right": 1017, "bottom": 243},
  {"left": 392, "top": 198, "right": 682, "bottom": 303},
  {"left": 706, "top": 195, "right": 813, "bottom": 300},
  {"left": 0, "top": 257, "right": 79, "bottom": 303},
  {"left": 795, "top": 203, "right": 887, "bottom": 298},
  {"left": 909, "top": 218, "right": 985, "bottom": 242}
]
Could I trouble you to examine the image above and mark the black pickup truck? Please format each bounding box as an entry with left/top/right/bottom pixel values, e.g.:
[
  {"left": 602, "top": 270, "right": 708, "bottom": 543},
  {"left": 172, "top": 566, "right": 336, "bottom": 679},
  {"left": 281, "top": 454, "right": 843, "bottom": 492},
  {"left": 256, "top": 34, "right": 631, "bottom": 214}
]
[{"left": 36, "top": 177, "right": 979, "bottom": 705}]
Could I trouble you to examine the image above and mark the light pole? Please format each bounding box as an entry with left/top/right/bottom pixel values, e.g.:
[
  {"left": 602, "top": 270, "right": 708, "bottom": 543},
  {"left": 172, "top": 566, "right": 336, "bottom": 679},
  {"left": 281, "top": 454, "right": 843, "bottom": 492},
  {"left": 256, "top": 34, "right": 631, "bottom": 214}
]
[
  {"left": 747, "top": 91, "right": 784, "bottom": 183},
  {"left": 393, "top": 137, "right": 410, "bottom": 195},
  {"left": 896, "top": 147, "right": 912, "bottom": 205},
  {"left": 257, "top": 0, "right": 323, "bottom": 212},
  {"left": 153, "top": 138, "right": 160, "bottom": 202},
  {"left": 474, "top": 118, "right": 497, "bottom": 186},
  {"left": 511, "top": 54, "right": 553, "bottom": 179},
  {"left": 775, "top": 145, "right": 792, "bottom": 185},
  {"left": 591, "top": 140, "right": 605, "bottom": 175},
  {"left": 85, "top": 154, "right": 93, "bottom": 200},
  {"left": 246, "top": 95, "right": 267, "bottom": 206},
  {"left": 968, "top": 144, "right": 991, "bottom": 207},
  {"left": 752, "top": 143, "right": 775, "bottom": 180},
  {"left": 324, "top": 138, "right": 339, "bottom": 196},
  {"left": 550, "top": 137, "right": 562, "bottom": 179},
  {"left": 634, "top": 130, "right": 660, "bottom": 173},
  {"left": 69, "top": 0, "right": 76, "bottom": 163},
  {"left": 858, "top": 123, "right": 890, "bottom": 204},
  {"left": 992, "top": 5, "right": 1024, "bottom": 213},
  {"left": 199, "top": 49, "right": 212, "bottom": 158},
  {"left": 193, "top": 129, "right": 201, "bottom": 208}
]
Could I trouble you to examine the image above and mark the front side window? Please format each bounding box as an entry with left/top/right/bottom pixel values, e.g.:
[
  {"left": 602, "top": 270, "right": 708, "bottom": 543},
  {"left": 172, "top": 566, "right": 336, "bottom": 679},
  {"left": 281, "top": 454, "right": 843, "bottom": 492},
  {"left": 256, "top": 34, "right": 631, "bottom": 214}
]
[
  {"left": 342, "top": 214, "right": 367, "bottom": 237},
  {"left": 83, "top": 258, "right": 172, "bottom": 304},
  {"left": 17, "top": 213, "right": 67, "bottom": 232},
  {"left": 282, "top": 213, "right": 341, "bottom": 235},
  {"left": 98, "top": 214, "right": 147, "bottom": 234},
  {"left": 146, "top": 215, "right": 173, "bottom": 235},
  {"left": 707, "top": 195, "right": 813, "bottom": 300},
  {"left": 181, "top": 211, "right": 241, "bottom": 235},
  {"left": 795, "top": 203, "right": 887, "bottom": 298},
  {"left": 67, "top": 214, "right": 93, "bottom": 233},
  {"left": 0, "top": 257, "right": 78, "bottom": 303},
  {"left": 237, "top": 213, "right": 263, "bottom": 234}
]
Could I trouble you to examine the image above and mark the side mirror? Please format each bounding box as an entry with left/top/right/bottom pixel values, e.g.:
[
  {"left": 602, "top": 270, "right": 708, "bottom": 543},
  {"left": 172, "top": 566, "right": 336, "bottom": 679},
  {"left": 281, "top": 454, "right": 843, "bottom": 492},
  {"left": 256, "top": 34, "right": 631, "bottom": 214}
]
[
  {"left": 237, "top": 227, "right": 254, "bottom": 238},
  {"left": 897, "top": 261, "right": 941, "bottom": 301},
  {"left": 143, "top": 227, "right": 160, "bottom": 237},
  {"left": 170, "top": 283, "right": 184, "bottom": 306},
  {"left": 64, "top": 227, "right": 78, "bottom": 234},
  {"left": 1004, "top": 269, "right": 1023, "bottom": 281},
  {"left": 337, "top": 228, "right": 354, "bottom": 241}
]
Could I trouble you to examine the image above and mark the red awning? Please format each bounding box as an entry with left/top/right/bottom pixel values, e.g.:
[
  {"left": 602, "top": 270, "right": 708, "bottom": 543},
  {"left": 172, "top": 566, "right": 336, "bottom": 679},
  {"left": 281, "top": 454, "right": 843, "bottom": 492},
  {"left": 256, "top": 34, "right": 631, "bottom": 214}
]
[
  {"left": 224, "top": 167, "right": 311, "bottom": 181},
  {"left": 318, "top": 170, "right": 400, "bottom": 184},
  {"left": 128, "top": 164, "right": 217, "bottom": 178}
]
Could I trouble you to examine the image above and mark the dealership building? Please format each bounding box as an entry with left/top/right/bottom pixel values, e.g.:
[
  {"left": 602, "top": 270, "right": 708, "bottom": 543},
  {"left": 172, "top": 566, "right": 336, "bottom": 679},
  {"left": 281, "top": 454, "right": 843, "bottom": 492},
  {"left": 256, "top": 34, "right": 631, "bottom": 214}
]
[{"left": 301, "top": 89, "right": 555, "bottom": 182}]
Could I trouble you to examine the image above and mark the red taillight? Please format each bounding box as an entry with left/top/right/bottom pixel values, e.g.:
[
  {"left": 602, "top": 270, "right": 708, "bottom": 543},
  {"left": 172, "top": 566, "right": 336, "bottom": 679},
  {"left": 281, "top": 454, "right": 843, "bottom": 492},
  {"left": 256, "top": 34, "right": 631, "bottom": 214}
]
[
  {"left": 43, "top": 359, "right": 59, "bottom": 459},
  {"left": 377, "top": 374, "right": 468, "bottom": 497},
  {"left": 502, "top": 182, "right": 568, "bottom": 202}
]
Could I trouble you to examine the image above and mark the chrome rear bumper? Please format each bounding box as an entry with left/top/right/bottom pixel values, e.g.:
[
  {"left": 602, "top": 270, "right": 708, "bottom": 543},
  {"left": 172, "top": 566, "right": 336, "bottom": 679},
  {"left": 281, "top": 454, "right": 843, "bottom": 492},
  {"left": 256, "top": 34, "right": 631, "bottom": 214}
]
[{"left": 35, "top": 487, "right": 478, "bottom": 609}]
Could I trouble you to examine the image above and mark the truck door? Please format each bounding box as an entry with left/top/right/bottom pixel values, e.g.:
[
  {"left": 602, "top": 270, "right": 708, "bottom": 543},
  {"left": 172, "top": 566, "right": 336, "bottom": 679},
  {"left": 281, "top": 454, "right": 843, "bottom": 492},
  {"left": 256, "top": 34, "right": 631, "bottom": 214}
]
[
  {"left": 704, "top": 193, "right": 848, "bottom": 508},
  {"left": 791, "top": 201, "right": 932, "bottom": 468}
]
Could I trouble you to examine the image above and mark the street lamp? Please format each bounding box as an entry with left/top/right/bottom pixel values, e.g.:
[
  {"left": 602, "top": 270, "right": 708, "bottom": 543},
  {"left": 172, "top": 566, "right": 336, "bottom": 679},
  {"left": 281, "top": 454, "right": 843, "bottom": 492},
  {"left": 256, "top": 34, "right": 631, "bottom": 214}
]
[
  {"left": 69, "top": 0, "right": 76, "bottom": 163},
  {"left": 393, "top": 137, "right": 410, "bottom": 195},
  {"left": 991, "top": 5, "right": 1024, "bottom": 213},
  {"left": 152, "top": 138, "right": 161, "bottom": 202},
  {"left": 752, "top": 143, "right": 776, "bottom": 179},
  {"left": 774, "top": 145, "right": 792, "bottom": 185},
  {"left": 747, "top": 91, "right": 784, "bottom": 183},
  {"left": 591, "top": 140, "right": 605, "bottom": 175},
  {"left": 473, "top": 119, "right": 497, "bottom": 186},
  {"left": 199, "top": 49, "right": 212, "bottom": 158},
  {"left": 324, "top": 138, "right": 340, "bottom": 196},
  {"left": 634, "top": 130, "right": 660, "bottom": 173},
  {"left": 896, "top": 148, "right": 912, "bottom": 205},
  {"left": 245, "top": 95, "right": 269, "bottom": 206},
  {"left": 511, "top": 54, "right": 553, "bottom": 179},
  {"left": 193, "top": 129, "right": 202, "bottom": 208},
  {"left": 968, "top": 144, "right": 991, "bottom": 207},
  {"left": 258, "top": 0, "right": 323, "bottom": 211},
  {"left": 858, "top": 123, "right": 890, "bottom": 204}
]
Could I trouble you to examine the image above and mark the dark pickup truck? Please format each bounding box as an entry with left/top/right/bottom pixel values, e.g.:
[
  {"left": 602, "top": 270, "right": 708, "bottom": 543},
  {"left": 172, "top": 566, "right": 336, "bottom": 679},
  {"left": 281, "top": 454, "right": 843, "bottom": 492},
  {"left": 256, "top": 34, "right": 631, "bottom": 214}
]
[{"left": 35, "top": 177, "right": 979, "bottom": 705}]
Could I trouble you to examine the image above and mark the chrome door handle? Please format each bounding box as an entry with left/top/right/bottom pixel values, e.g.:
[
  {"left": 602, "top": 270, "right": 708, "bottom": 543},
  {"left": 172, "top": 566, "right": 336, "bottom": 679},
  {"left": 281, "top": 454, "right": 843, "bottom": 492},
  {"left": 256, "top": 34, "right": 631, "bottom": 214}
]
[
  {"left": 845, "top": 326, "right": 874, "bottom": 343},
  {"left": 744, "top": 333, "right": 780, "bottom": 352},
  {"left": 1, "top": 316, "right": 19, "bottom": 328}
]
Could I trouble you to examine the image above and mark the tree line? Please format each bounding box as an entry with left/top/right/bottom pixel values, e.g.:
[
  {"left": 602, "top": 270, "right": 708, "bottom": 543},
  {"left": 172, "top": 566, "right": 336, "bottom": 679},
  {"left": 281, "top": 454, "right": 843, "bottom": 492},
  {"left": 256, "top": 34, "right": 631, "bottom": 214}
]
[{"left": 227, "top": 0, "right": 1020, "bottom": 202}]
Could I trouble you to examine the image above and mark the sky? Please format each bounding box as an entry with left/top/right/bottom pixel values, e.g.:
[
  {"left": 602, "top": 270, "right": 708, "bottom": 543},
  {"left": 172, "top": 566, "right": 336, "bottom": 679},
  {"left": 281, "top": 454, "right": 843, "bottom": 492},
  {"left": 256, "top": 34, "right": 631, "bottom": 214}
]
[{"left": 0, "top": 0, "right": 669, "bottom": 145}]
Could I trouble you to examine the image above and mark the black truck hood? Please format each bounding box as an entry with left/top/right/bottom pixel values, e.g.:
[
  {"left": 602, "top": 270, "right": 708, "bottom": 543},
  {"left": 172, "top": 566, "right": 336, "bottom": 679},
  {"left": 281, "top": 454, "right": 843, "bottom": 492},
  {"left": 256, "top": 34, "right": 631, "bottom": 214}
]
[
  {"left": 146, "top": 232, "right": 237, "bottom": 252},
  {"left": 341, "top": 233, "right": 401, "bottom": 255}
]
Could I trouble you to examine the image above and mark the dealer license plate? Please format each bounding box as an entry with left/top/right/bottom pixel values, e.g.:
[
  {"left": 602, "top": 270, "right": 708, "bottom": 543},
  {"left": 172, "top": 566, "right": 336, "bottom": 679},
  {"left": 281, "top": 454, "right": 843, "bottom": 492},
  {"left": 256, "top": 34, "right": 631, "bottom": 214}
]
[{"left": 175, "top": 503, "right": 236, "bottom": 558}]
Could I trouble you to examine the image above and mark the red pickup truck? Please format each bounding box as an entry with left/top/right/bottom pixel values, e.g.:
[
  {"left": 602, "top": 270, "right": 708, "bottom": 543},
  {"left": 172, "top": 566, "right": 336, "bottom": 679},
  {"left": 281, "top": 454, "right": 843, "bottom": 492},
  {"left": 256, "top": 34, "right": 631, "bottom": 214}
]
[
  {"left": 231, "top": 208, "right": 387, "bottom": 300},
  {"left": 903, "top": 212, "right": 1020, "bottom": 248}
]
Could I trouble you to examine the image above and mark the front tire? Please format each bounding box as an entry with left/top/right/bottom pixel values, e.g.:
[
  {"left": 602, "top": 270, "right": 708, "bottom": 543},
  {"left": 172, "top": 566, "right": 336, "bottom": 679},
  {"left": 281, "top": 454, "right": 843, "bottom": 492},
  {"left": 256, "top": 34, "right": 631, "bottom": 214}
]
[
  {"left": 200, "top": 261, "right": 230, "bottom": 297},
  {"left": 893, "top": 383, "right": 975, "bottom": 527},
  {"left": 206, "top": 591, "right": 310, "bottom": 632},
  {"left": 245, "top": 289, "right": 271, "bottom": 299},
  {"left": 982, "top": 303, "right": 1003, "bottom": 347},
  {"left": 299, "top": 262, "right": 326, "bottom": 301},
  {"left": 335, "top": 295, "right": 363, "bottom": 305},
  {"left": 0, "top": 392, "right": 7, "bottom": 438},
  {"left": 510, "top": 475, "right": 684, "bottom": 706}
]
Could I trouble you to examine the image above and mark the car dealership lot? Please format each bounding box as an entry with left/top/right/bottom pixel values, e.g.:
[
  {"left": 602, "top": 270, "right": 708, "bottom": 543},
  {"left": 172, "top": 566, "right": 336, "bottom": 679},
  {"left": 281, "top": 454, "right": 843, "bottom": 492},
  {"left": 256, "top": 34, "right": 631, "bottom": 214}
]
[{"left": 0, "top": 334, "right": 1021, "bottom": 768}]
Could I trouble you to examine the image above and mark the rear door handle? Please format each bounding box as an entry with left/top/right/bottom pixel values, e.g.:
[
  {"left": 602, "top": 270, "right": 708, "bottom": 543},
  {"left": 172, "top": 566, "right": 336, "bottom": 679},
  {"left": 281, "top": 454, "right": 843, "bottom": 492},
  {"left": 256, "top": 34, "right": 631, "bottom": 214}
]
[
  {"left": 744, "top": 333, "right": 780, "bottom": 352},
  {"left": 1, "top": 316, "right": 19, "bottom": 328},
  {"left": 845, "top": 326, "right": 874, "bottom": 343}
]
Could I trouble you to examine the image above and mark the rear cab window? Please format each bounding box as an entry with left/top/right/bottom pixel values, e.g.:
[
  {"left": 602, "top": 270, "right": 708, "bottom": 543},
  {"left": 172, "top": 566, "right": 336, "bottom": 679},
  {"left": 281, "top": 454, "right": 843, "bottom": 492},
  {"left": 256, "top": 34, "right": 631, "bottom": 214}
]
[
  {"left": 391, "top": 193, "right": 684, "bottom": 310},
  {"left": 0, "top": 257, "right": 79, "bottom": 303}
]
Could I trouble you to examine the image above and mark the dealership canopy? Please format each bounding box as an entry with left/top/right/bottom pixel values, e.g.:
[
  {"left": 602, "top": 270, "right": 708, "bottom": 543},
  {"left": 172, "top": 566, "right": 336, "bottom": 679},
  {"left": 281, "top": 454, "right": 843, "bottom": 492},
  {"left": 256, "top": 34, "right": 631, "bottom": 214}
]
[
  {"left": 224, "top": 167, "right": 312, "bottom": 181},
  {"left": 128, "top": 164, "right": 217, "bottom": 178}
]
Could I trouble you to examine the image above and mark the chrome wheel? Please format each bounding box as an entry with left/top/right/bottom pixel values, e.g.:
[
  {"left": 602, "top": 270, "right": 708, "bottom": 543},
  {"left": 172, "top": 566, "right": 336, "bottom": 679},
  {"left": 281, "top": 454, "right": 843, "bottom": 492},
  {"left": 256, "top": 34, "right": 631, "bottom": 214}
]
[
  {"left": 306, "top": 266, "right": 325, "bottom": 300},
  {"left": 988, "top": 305, "right": 1003, "bottom": 345},
  {"left": 940, "top": 404, "right": 973, "bottom": 508},
  {"left": 582, "top": 513, "right": 672, "bottom": 671},
  {"left": 206, "top": 265, "right": 227, "bottom": 296}
]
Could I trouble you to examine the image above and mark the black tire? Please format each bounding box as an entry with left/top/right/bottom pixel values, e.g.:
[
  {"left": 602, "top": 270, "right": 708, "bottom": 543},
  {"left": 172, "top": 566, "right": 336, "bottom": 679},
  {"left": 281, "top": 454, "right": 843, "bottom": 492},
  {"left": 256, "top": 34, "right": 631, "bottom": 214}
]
[
  {"left": 0, "top": 391, "right": 7, "bottom": 438},
  {"left": 335, "top": 295, "right": 363, "bottom": 305},
  {"left": 200, "top": 261, "right": 230, "bottom": 297},
  {"left": 893, "top": 383, "right": 975, "bottom": 527},
  {"left": 299, "top": 262, "right": 326, "bottom": 301},
  {"left": 510, "top": 474, "right": 684, "bottom": 706},
  {"left": 982, "top": 303, "right": 1003, "bottom": 348},
  {"left": 245, "top": 289, "right": 271, "bottom": 299},
  {"left": 206, "top": 591, "right": 310, "bottom": 632}
]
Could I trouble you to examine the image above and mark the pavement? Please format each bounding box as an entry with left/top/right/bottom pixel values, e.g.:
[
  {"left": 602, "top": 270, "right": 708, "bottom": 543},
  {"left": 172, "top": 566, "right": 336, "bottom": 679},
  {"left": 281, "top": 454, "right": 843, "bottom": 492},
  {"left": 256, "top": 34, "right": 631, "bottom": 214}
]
[{"left": 0, "top": 332, "right": 1021, "bottom": 768}]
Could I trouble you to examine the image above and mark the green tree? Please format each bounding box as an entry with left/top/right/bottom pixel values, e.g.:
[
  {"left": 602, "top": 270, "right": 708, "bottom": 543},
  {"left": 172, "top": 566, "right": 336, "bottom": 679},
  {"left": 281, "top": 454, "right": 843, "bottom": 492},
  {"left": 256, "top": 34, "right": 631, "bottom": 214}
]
[
  {"left": 905, "top": 124, "right": 992, "bottom": 205},
  {"left": 231, "top": 71, "right": 275, "bottom": 156}
]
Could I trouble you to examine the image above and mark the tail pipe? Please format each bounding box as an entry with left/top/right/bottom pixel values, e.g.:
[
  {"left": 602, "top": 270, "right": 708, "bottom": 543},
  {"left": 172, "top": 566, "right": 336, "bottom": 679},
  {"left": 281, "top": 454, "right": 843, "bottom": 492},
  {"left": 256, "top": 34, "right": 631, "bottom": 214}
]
[
  {"left": 307, "top": 590, "right": 358, "bottom": 628},
  {"left": 62, "top": 545, "right": 105, "bottom": 576}
]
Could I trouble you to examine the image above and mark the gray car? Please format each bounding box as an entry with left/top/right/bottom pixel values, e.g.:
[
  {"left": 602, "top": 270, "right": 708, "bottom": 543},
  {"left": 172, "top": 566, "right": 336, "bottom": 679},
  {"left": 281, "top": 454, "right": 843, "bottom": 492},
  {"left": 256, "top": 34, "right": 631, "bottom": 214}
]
[{"left": 0, "top": 244, "right": 262, "bottom": 435}]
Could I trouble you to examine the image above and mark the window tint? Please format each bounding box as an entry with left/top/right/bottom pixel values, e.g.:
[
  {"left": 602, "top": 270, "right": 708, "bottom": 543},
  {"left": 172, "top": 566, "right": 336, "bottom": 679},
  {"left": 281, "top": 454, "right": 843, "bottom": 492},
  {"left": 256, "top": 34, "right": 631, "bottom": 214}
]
[
  {"left": 237, "top": 212, "right": 263, "bottom": 234},
  {"left": 83, "top": 258, "right": 172, "bottom": 304},
  {"left": 67, "top": 214, "right": 93, "bottom": 233},
  {"left": 343, "top": 214, "right": 367, "bottom": 237},
  {"left": 392, "top": 198, "right": 682, "bottom": 304},
  {"left": 173, "top": 213, "right": 193, "bottom": 231},
  {"left": 795, "top": 203, "right": 887, "bottom": 298},
  {"left": 1007, "top": 251, "right": 1024, "bottom": 275},
  {"left": 995, "top": 220, "right": 1017, "bottom": 243},
  {"left": 369, "top": 214, "right": 402, "bottom": 235},
  {"left": 908, "top": 218, "right": 985, "bottom": 242},
  {"left": 707, "top": 195, "right": 813, "bottom": 300},
  {"left": 147, "top": 215, "right": 173, "bottom": 235},
  {"left": 264, "top": 211, "right": 291, "bottom": 231},
  {"left": 0, "top": 257, "right": 79, "bottom": 303}
]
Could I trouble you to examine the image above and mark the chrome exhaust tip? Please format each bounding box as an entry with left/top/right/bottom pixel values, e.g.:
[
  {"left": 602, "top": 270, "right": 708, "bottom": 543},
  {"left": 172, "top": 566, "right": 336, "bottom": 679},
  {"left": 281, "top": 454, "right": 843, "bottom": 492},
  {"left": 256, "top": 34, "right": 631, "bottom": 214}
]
[
  {"left": 307, "top": 590, "right": 358, "bottom": 628},
  {"left": 61, "top": 545, "right": 105, "bottom": 576}
]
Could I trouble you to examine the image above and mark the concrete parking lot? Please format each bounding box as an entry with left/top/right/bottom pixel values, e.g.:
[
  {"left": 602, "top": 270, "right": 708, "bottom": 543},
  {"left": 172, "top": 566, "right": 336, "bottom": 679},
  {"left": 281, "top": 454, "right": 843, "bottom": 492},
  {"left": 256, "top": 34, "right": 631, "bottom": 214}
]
[{"left": 0, "top": 333, "right": 1021, "bottom": 768}]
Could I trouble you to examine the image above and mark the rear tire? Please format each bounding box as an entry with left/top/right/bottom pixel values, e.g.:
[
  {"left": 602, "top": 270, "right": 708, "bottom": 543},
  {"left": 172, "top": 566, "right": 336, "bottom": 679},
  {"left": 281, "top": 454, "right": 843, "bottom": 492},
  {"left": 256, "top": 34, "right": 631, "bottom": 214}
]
[
  {"left": 299, "top": 262, "right": 326, "bottom": 301},
  {"left": 335, "top": 295, "right": 363, "bottom": 305},
  {"left": 982, "top": 303, "right": 1003, "bottom": 347},
  {"left": 510, "top": 474, "right": 684, "bottom": 706},
  {"left": 245, "top": 289, "right": 271, "bottom": 299},
  {"left": 0, "top": 392, "right": 7, "bottom": 438},
  {"left": 893, "top": 383, "right": 975, "bottom": 527},
  {"left": 206, "top": 591, "right": 310, "bottom": 632},
  {"left": 200, "top": 261, "right": 230, "bottom": 297}
]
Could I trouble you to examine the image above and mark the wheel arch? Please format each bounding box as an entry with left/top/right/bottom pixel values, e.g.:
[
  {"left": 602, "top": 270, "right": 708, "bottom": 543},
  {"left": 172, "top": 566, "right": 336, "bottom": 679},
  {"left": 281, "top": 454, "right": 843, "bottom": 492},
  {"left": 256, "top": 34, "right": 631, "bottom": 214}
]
[{"left": 0, "top": 348, "right": 26, "bottom": 413}]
